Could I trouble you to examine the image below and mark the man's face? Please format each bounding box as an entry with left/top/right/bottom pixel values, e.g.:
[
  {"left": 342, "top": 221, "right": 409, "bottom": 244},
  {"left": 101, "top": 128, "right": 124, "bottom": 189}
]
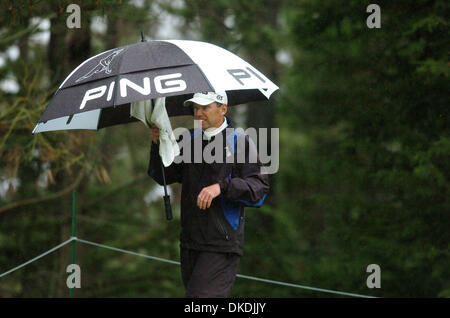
[{"left": 193, "top": 102, "right": 227, "bottom": 130}]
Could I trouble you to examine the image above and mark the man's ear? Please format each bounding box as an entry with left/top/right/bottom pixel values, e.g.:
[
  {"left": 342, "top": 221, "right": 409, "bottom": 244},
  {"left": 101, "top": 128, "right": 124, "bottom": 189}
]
[{"left": 222, "top": 104, "right": 228, "bottom": 115}]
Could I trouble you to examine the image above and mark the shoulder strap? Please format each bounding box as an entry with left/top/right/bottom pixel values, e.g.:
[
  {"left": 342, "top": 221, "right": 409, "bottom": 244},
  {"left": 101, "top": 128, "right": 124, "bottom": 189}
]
[
  {"left": 226, "top": 128, "right": 247, "bottom": 179},
  {"left": 190, "top": 128, "right": 202, "bottom": 140},
  {"left": 226, "top": 128, "right": 246, "bottom": 154}
]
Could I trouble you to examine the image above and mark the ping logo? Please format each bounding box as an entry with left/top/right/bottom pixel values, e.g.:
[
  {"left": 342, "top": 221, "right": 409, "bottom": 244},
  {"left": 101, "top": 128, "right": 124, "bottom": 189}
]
[
  {"left": 79, "top": 72, "right": 187, "bottom": 110},
  {"left": 76, "top": 49, "right": 124, "bottom": 83},
  {"left": 227, "top": 67, "right": 266, "bottom": 86}
]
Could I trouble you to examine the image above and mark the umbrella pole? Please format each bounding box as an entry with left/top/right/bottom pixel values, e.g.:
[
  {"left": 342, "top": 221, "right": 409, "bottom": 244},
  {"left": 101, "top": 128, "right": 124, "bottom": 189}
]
[{"left": 160, "top": 160, "right": 173, "bottom": 220}]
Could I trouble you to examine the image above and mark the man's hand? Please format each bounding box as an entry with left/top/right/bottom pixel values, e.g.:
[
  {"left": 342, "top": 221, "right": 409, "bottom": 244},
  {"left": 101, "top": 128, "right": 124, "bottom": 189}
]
[
  {"left": 149, "top": 126, "right": 160, "bottom": 144},
  {"left": 197, "top": 183, "right": 221, "bottom": 210}
]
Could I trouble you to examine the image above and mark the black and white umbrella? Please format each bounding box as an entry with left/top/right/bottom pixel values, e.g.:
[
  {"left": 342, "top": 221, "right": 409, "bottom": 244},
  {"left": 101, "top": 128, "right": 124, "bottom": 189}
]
[
  {"left": 32, "top": 38, "right": 279, "bottom": 220},
  {"left": 32, "top": 39, "right": 278, "bottom": 133}
]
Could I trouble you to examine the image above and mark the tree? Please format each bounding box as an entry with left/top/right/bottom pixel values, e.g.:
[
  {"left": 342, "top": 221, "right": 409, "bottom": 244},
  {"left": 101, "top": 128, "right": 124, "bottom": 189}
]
[{"left": 279, "top": 0, "right": 449, "bottom": 297}]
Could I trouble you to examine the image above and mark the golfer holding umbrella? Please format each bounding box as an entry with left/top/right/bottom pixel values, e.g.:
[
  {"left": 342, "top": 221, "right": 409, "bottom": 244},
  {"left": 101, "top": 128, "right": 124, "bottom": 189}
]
[{"left": 148, "top": 91, "right": 269, "bottom": 298}]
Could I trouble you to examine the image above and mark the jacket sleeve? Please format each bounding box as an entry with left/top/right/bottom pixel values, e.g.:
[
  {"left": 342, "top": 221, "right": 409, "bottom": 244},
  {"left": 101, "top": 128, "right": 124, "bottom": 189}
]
[
  {"left": 218, "top": 135, "right": 270, "bottom": 206},
  {"left": 148, "top": 141, "right": 183, "bottom": 185}
]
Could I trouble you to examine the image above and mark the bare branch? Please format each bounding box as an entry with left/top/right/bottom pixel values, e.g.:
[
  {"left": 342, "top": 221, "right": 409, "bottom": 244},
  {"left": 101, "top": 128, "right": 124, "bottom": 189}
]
[{"left": 0, "top": 166, "right": 86, "bottom": 214}]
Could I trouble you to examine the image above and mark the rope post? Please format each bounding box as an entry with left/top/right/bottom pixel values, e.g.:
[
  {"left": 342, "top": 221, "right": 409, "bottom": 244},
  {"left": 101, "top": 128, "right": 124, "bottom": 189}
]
[{"left": 69, "top": 190, "right": 77, "bottom": 298}]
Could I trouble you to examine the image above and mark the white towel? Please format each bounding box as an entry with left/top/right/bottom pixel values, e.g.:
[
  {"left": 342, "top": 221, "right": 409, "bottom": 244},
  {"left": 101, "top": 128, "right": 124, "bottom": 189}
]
[
  {"left": 130, "top": 98, "right": 180, "bottom": 167},
  {"left": 130, "top": 99, "right": 152, "bottom": 128}
]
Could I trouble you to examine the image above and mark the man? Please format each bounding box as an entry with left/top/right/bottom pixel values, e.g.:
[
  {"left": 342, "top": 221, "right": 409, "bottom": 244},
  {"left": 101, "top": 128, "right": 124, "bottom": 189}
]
[{"left": 148, "top": 91, "right": 269, "bottom": 297}]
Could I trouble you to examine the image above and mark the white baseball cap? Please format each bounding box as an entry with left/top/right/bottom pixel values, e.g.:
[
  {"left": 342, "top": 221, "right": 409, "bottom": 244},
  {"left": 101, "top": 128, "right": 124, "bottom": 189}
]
[{"left": 183, "top": 91, "right": 228, "bottom": 107}]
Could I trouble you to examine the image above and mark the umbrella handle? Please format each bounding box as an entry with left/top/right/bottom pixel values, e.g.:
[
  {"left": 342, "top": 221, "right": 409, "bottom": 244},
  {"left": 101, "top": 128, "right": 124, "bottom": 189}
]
[
  {"left": 160, "top": 159, "right": 173, "bottom": 220},
  {"left": 163, "top": 195, "right": 173, "bottom": 221}
]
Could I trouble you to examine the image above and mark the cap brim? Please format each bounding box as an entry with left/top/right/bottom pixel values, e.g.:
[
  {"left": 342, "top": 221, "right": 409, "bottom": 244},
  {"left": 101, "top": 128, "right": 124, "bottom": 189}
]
[{"left": 183, "top": 96, "right": 214, "bottom": 107}]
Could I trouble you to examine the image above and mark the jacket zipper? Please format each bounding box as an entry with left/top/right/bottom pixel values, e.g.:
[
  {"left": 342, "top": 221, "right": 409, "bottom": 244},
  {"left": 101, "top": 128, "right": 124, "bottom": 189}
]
[
  {"left": 215, "top": 214, "right": 230, "bottom": 241},
  {"left": 203, "top": 137, "right": 230, "bottom": 241}
]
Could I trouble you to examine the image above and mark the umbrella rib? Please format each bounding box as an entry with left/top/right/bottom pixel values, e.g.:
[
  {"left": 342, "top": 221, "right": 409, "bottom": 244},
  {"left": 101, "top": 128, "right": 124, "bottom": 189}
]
[
  {"left": 191, "top": 64, "right": 215, "bottom": 92},
  {"left": 113, "top": 74, "right": 120, "bottom": 107}
]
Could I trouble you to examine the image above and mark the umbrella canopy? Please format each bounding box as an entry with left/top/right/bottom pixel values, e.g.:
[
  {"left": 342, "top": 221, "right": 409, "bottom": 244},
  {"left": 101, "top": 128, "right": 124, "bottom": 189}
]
[{"left": 32, "top": 39, "right": 279, "bottom": 134}]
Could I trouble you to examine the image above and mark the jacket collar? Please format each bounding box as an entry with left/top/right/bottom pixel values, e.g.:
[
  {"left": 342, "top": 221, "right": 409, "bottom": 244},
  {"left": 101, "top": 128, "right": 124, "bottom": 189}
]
[
  {"left": 204, "top": 116, "right": 234, "bottom": 143},
  {"left": 225, "top": 115, "right": 233, "bottom": 128}
]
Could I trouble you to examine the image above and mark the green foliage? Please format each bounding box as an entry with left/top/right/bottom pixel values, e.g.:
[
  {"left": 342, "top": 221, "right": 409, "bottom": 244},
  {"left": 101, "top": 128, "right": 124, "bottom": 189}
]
[
  {"left": 277, "top": 0, "right": 449, "bottom": 297},
  {"left": 0, "top": 0, "right": 448, "bottom": 298}
]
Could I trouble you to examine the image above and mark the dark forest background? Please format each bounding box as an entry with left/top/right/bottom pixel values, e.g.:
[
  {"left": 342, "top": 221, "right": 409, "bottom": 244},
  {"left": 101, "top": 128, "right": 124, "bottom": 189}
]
[{"left": 0, "top": 0, "right": 448, "bottom": 297}]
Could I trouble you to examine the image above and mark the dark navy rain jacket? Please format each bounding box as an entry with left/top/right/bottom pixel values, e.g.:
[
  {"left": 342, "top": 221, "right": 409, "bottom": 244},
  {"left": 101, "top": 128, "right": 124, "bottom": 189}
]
[{"left": 148, "top": 117, "right": 269, "bottom": 256}]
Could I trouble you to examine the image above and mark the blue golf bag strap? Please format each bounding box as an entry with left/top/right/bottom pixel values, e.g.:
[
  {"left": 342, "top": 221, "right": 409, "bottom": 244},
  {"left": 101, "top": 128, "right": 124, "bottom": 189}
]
[
  {"left": 225, "top": 129, "right": 267, "bottom": 208},
  {"left": 191, "top": 128, "right": 203, "bottom": 140}
]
